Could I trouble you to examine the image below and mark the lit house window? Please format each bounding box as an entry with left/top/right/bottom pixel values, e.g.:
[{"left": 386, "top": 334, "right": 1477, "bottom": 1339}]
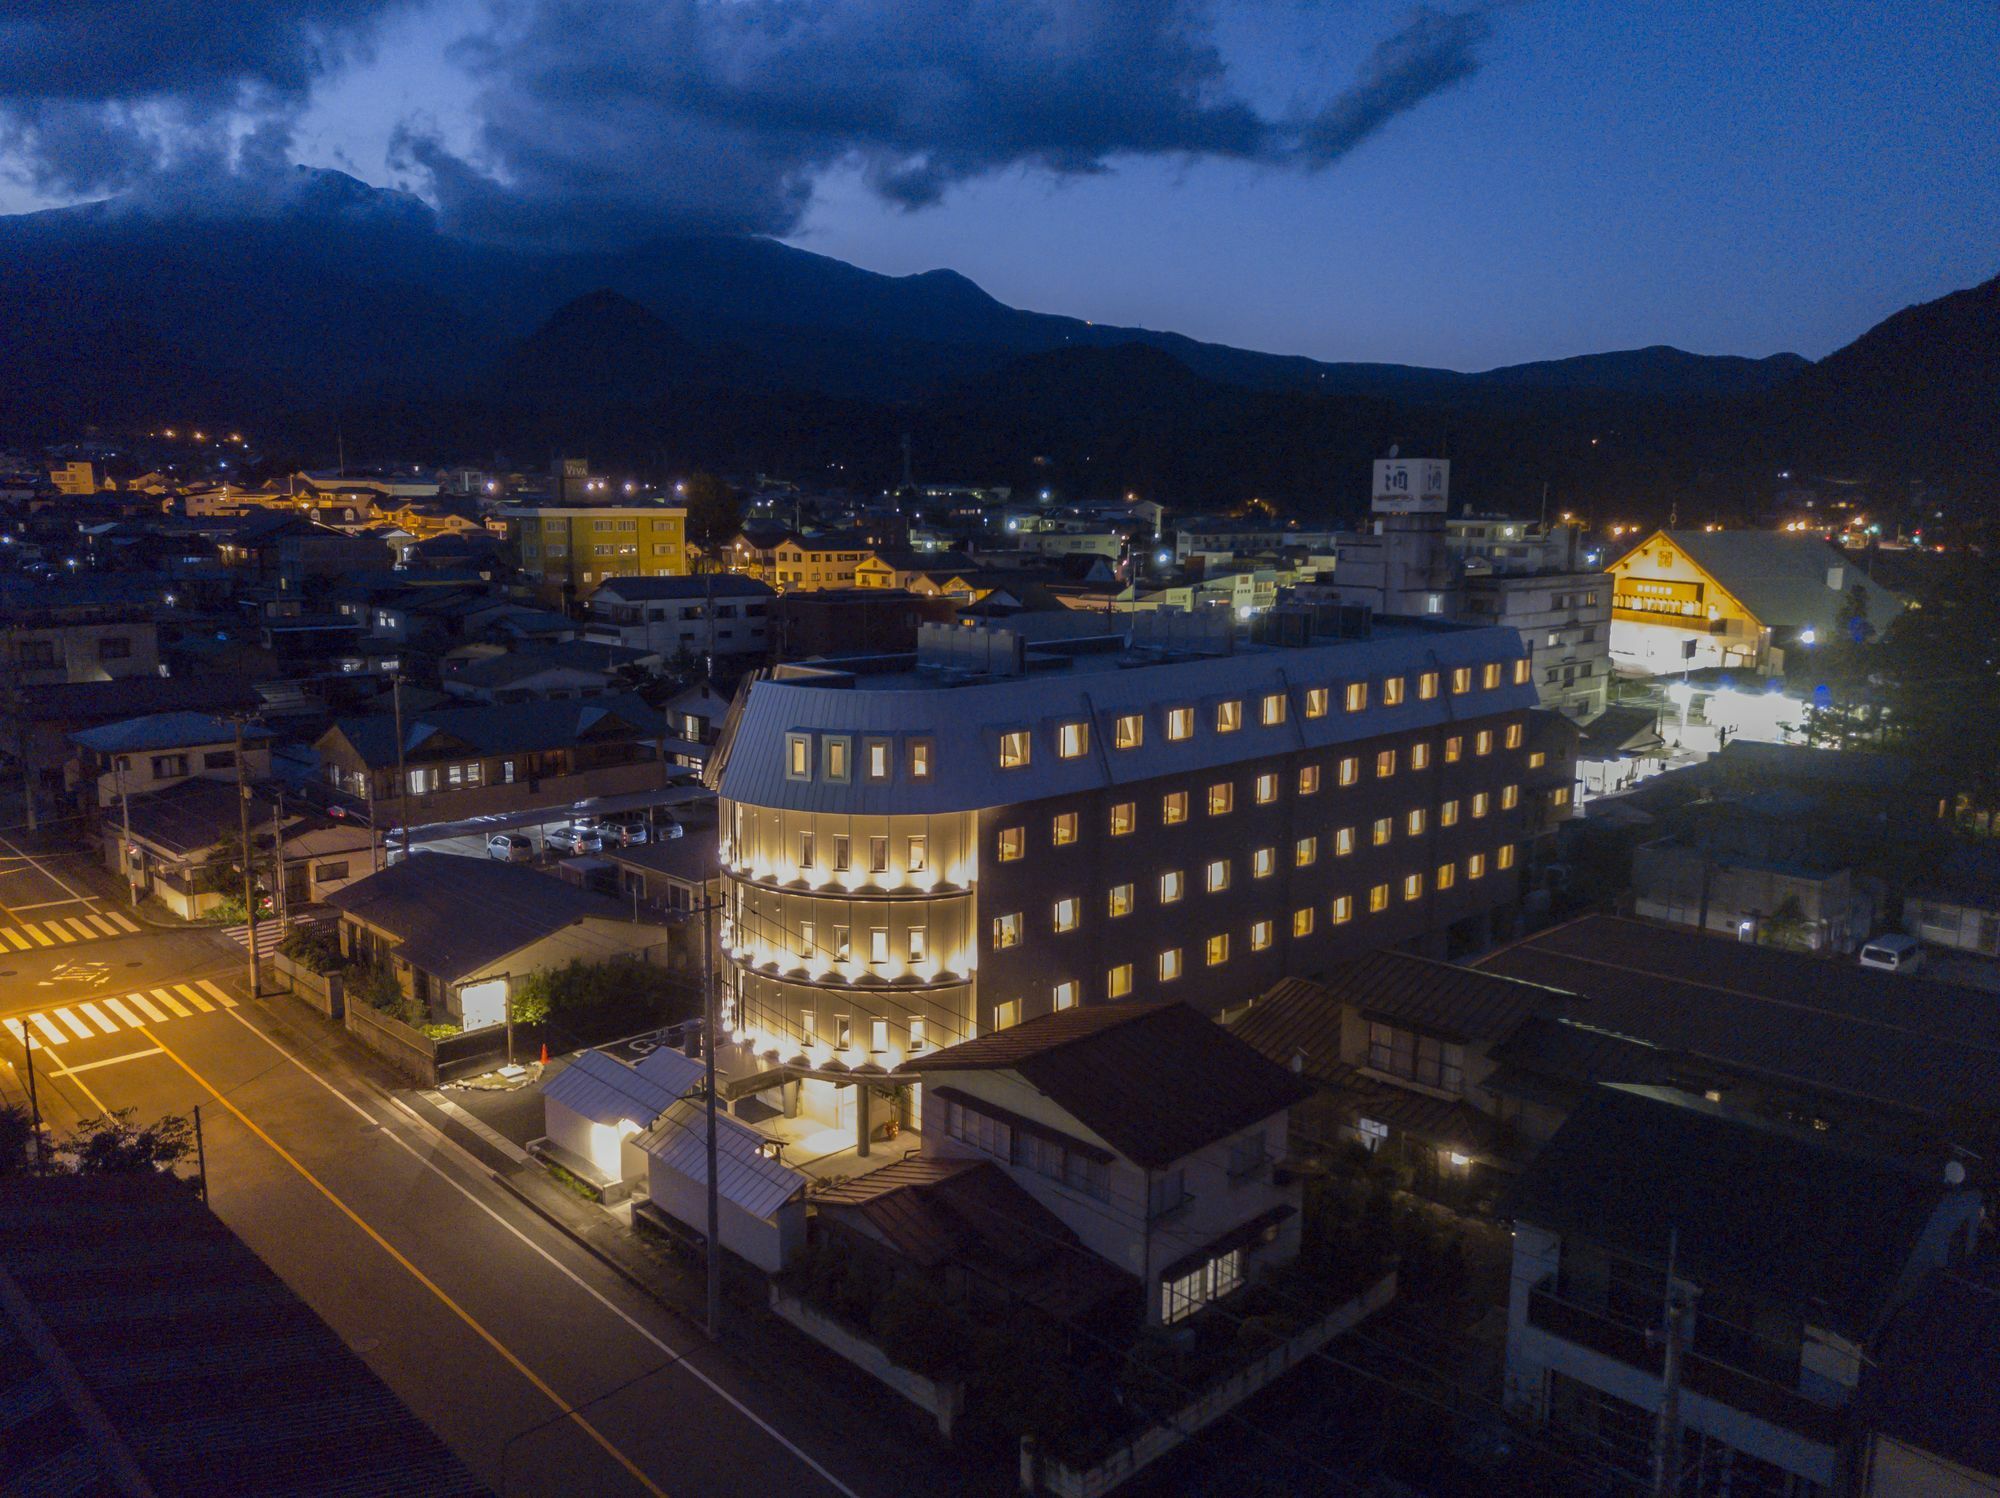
[
  {"left": 1207, "top": 782, "right": 1233, "bottom": 815},
  {"left": 1295, "top": 837, "right": 1317, "bottom": 867},
  {"left": 1110, "top": 801, "right": 1136, "bottom": 836},
  {"left": 909, "top": 739, "right": 932, "bottom": 778},
  {"left": 1382, "top": 676, "right": 1405, "bottom": 706},
  {"left": 1472, "top": 792, "right": 1490, "bottom": 819},
  {"left": 1552, "top": 786, "right": 1573, "bottom": 807},
  {"left": 1505, "top": 722, "right": 1525, "bottom": 750},
  {"left": 1053, "top": 898, "right": 1080, "bottom": 933},
  {"left": 1255, "top": 772, "right": 1278, "bottom": 804},
  {"left": 1251, "top": 919, "right": 1274, "bottom": 950},
  {"left": 1108, "top": 883, "right": 1134, "bottom": 917},
  {"left": 1345, "top": 682, "right": 1368, "bottom": 712},
  {"left": 1407, "top": 808, "right": 1426, "bottom": 836},
  {"left": 1253, "top": 847, "right": 1276, "bottom": 878},
  {"left": 1441, "top": 799, "right": 1460, "bottom": 827},
  {"left": 1304, "top": 687, "right": 1329, "bottom": 718},
  {"left": 1107, "top": 964, "right": 1133, "bottom": 999},
  {"left": 992, "top": 913, "right": 1022, "bottom": 949},
  {"left": 1160, "top": 870, "right": 1185, "bottom": 903},
  {"left": 1167, "top": 707, "right": 1194, "bottom": 741},
  {"left": 1411, "top": 742, "right": 1431, "bottom": 770},
  {"left": 997, "top": 826, "right": 1025, "bottom": 861},
  {"left": 1206, "top": 859, "right": 1230, "bottom": 893},
  {"left": 1331, "top": 895, "right": 1353, "bottom": 924},
  {"left": 1159, "top": 948, "right": 1183, "bottom": 981},
  {"left": 1444, "top": 735, "right": 1464, "bottom": 763},
  {"left": 1058, "top": 722, "right": 1089, "bottom": 759},
  {"left": 1114, "top": 713, "right": 1144, "bottom": 749},
  {"left": 1475, "top": 729, "right": 1494, "bottom": 756},
  {"left": 1339, "top": 756, "right": 1360, "bottom": 786},
  {"left": 787, "top": 735, "right": 811, "bottom": 779},
  {"left": 1403, "top": 872, "right": 1424, "bottom": 901},
  {"left": 1292, "top": 907, "right": 1314, "bottom": 937},
  {"left": 1372, "top": 817, "right": 1393, "bottom": 846},
  {"left": 1418, "top": 671, "right": 1439, "bottom": 700},
  {"left": 1261, "top": 692, "right": 1286, "bottom": 726},
  {"left": 1468, "top": 853, "right": 1487, "bottom": 880},
  {"left": 1482, "top": 662, "right": 1502, "bottom": 690},
  {"left": 999, "top": 730, "right": 1031, "bottom": 768},
  {"left": 1451, "top": 667, "right": 1472, "bottom": 694},
  {"left": 1436, "top": 862, "right": 1456, "bottom": 890},
  {"left": 1498, "top": 843, "right": 1517, "bottom": 870},
  {"left": 1216, "top": 700, "right": 1242, "bottom": 732},
  {"left": 1053, "top": 981, "right": 1079, "bottom": 1010},
  {"left": 1298, "top": 765, "right": 1320, "bottom": 795},
  {"left": 1376, "top": 749, "right": 1396, "bottom": 779},
  {"left": 1163, "top": 790, "right": 1188, "bottom": 825},
  {"left": 1369, "top": 883, "right": 1390, "bottom": 912},
  {"left": 1161, "top": 1247, "right": 1244, "bottom": 1325},
  {"left": 1052, "top": 812, "right": 1078, "bottom": 846},
  {"left": 1502, "top": 784, "right": 1520, "bottom": 810},
  {"left": 1336, "top": 826, "right": 1356, "bottom": 856}
]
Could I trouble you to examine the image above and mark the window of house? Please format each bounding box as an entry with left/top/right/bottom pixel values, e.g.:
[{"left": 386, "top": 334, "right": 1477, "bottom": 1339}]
[
  {"left": 1298, "top": 765, "right": 1320, "bottom": 796},
  {"left": 997, "top": 827, "right": 1024, "bottom": 861},
  {"left": 1369, "top": 883, "right": 1390, "bottom": 913},
  {"left": 203, "top": 750, "right": 235, "bottom": 770},
  {"left": 992, "top": 913, "right": 1022, "bottom": 949},
  {"left": 1161, "top": 1247, "right": 1243, "bottom": 1325},
  {"left": 1215, "top": 700, "right": 1242, "bottom": 733},
  {"left": 870, "top": 929, "right": 890, "bottom": 963},
  {"left": 1475, "top": 729, "right": 1494, "bottom": 756},
  {"left": 1505, "top": 722, "right": 1525, "bottom": 750},
  {"left": 1372, "top": 817, "right": 1393, "bottom": 846},
  {"left": 1468, "top": 852, "right": 1487, "bottom": 879},
  {"left": 1482, "top": 662, "right": 1502, "bottom": 690},
  {"left": 787, "top": 735, "right": 811, "bottom": 779},
  {"left": 1345, "top": 682, "right": 1368, "bottom": 712},
  {"left": 1295, "top": 837, "right": 1317, "bottom": 868},
  {"left": 1368, "top": 1022, "right": 1465, "bottom": 1093},
  {"left": 1167, "top": 707, "right": 1194, "bottom": 741},
  {"left": 1114, "top": 713, "right": 1143, "bottom": 749},
  {"left": 1253, "top": 847, "right": 1276, "bottom": 879},
  {"left": 1444, "top": 735, "right": 1463, "bottom": 763},
  {"left": 1207, "top": 782, "right": 1233, "bottom": 816},
  {"left": 1502, "top": 785, "right": 1520, "bottom": 810},
  {"left": 1441, "top": 799, "right": 1460, "bottom": 827},
  {"left": 1159, "top": 948, "right": 1183, "bottom": 981},
  {"left": 1304, "top": 687, "right": 1329, "bottom": 718},
  {"left": 1206, "top": 859, "right": 1230, "bottom": 893},
  {"left": 1410, "top": 742, "right": 1431, "bottom": 771},
  {"left": 1436, "top": 862, "right": 1456, "bottom": 891},
  {"left": 1382, "top": 675, "right": 1405, "bottom": 706},
  {"left": 825, "top": 738, "right": 850, "bottom": 781},
  {"left": 1160, "top": 870, "right": 1185, "bottom": 903},
  {"left": 798, "top": 831, "right": 816, "bottom": 869},
  {"left": 1336, "top": 826, "right": 1356, "bottom": 857},
  {"left": 1255, "top": 772, "right": 1278, "bottom": 804},
  {"left": 994, "top": 728, "right": 1035, "bottom": 770},
  {"left": 1149, "top": 1169, "right": 1189, "bottom": 1221},
  {"left": 1407, "top": 808, "right": 1427, "bottom": 836},
  {"left": 1058, "top": 722, "right": 1089, "bottom": 759},
  {"left": 907, "top": 835, "right": 928, "bottom": 872},
  {"left": 1053, "top": 811, "right": 1078, "bottom": 846},
  {"left": 1403, "top": 872, "right": 1425, "bottom": 901},
  {"left": 1376, "top": 749, "right": 1397, "bottom": 779},
  {"left": 1251, "top": 919, "right": 1274, "bottom": 950},
  {"left": 1205, "top": 933, "right": 1230, "bottom": 966},
  {"left": 1261, "top": 692, "right": 1286, "bottom": 727},
  {"left": 865, "top": 739, "right": 891, "bottom": 779},
  {"left": 944, "top": 1095, "right": 1014, "bottom": 1160},
  {"left": 1339, "top": 756, "right": 1360, "bottom": 786},
  {"left": 1108, "top": 882, "right": 1134, "bottom": 917},
  {"left": 1451, "top": 667, "right": 1472, "bottom": 694},
  {"left": 1332, "top": 894, "right": 1353, "bottom": 924},
  {"left": 1418, "top": 671, "right": 1439, "bottom": 700},
  {"left": 869, "top": 835, "right": 889, "bottom": 871},
  {"left": 1498, "top": 843, "right": 1516, "bottom": 870},
  {"left": 1107, "top": 963, "right": 1133, "bottom": 998},
  {"left": 405, "top": 766, "right": 434, "bottom": 794},
  {"left": 1053, "top": 897, "right": 1080, "bottom": 933},
  {"left": 1472, "top": 792, "right": 1490, "bottom": 819},
  {"left": 1110, "top": 801, "right": 1136, "bottom": 836},
  {"left": 1292, "top": 907, "right": 1314, "bottom": 938}
]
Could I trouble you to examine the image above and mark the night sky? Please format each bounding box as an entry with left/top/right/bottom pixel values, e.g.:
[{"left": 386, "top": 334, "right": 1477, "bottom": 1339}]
[{"left": 3, "top": 1, "right": 1995, "bottom": 369}]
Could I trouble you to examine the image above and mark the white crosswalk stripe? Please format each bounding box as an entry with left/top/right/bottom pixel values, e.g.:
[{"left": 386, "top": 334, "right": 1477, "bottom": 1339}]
[
  {"left": 219, "top": 912, "right": 328, "bottom": 957},
  {"left": 0, "top": 906, "right": 143, "bottom": 951},
  {"left": 0, "top": 984, "right": 242, "bottom": 1050}
]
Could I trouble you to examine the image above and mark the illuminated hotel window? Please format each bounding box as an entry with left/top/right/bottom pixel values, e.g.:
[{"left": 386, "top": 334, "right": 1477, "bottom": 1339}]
[
  {"left": 1411, "top": 742, "right": 1431, "bottom": 770},
  {"left": 1251, "top": 919, "right": 1274, "bottom": 951},
  {"left": 1436, "top": 862, "right": 1456, "bottom": 891},
  {"left": 825, "top": 738, "right": 849, "bottom": 781},
  {"left": 1255, "top": 772, "right": 1278, "bottom": 804},
  {"left": 1298, "top": 765, "right": 1321, "bottom": 795},
  {"left": 1552, "top": 786, "right": 1572, "bottom": 807},
  {"left": 1528, "top": 750, "right": 1547, "bottom": 769},
  {"left": 1506, "top": 722, "right": 1525, "bottom": 750},
  {"left": 909, "top": 739, "right": 932, "bottom": 778},
  {"left": 993, "top": 1001, "right": 1020, "bottom": 1031},
  {"left": 1304, "top": 687, "right": 1329, "bottom": 718},
  {"left": 1292, "top": 907, "right": 1314, "bottom": 938},
  {"left": 1167, "top": 707, "right": 1195, "bottom": 741},
  {"left": 997, "top": 826, "right": 1025, "bottom": 861},
  {"left": 1336, "top": 826, "right": 1356, "bottom": 856},
  {"left": 1369, "top": 883, "right": 1390, "bottom": 913},
  {"left": 1058, "top": 722, "right": 1089, "bottom": 759},
  {"left": 870, "top": 835, "right": 888, "bottom": 871},
  {"left": 831, "top": 834, "right": 851, "bottom": 871},
  {"left": 798, "top": 831, "right": 816, "bottom": 868},
  {"left": 832, "top": 926, "right": 850, "bottom": 959},
  {"left": 907, "top": 835, "right": 927, "bottom": 872},
  {"left": 1372, "top": 817, "right": 1393, "bottom": 846},
  {"left": 1108, "top": 883, "right": 1134, "bottom": 917},
  {"left": 1451, "top": 667, "right": 1472, "bottom": 694},
  {"left": 992, "top": 913, "right": 1022, "bottom": 949},
  {"left": 1216, "top": 700, "right": 1242, "bottom": 733},
  {"left": 1158, "top": 948, "right": 1183, "bottom": 981},
  {"left": 1498, "top": 843, "right": 1517, "bottom": 870},
  {"left": 1444, "top": 735, "right": 1464, "bottom": 763},
  {"left": 872, "top": 1019, "right": 890, "bottom": 1052},
  {"left": 1482, "top": 662, "right": 1502, "bottom": 690},
  {"left": 1207, "top": 782, "right": 1233, "bottom": 816},
  {"left": 797, "top": 921, "right": 814, "bottom": 957},
  {"left": 866, "top": 739, "right": 891, "bottom": 779},
  {"left": 787, "top": 735, "right": 811, "bottom": 779},
  {"left": 998, "top": 730, "right": 1031, "bottom": 768},
  {"left": 1472, "top": 792, "right": 1490, "bottom": 819},
  {"left": 1514, "top": 658, "right": 1532, "bottom": 685},
  {"left": 1404, "top": 873, "right": 1424, "bottom": 901},
  {"left": 1053, "top": 981, "right": 1079, "bottom": 1010},
  {"left": 1476, "top": 729, "right": 1494, "bottom": 756},
  {"left": 1253, "top": 847, "right": 1276, "bottom": 878},
  {"left": 1110, "top": 801, "right": 1136, "bottom": 836},
  {"left": 1502, "top": 785, "right": 1520, "bottom": 810},
  {"left": 1418, "top": 671, "right": 1439, "bottom": 700},
  {"left": 1331, "top": 895, "right": 1353, "bottom": 924},
  {"left": 1052, "top": 812, "right": 1078, "bottom": 846},
  {"left": 870, "top": 929, "right": 890, "bottom": 963},
  {"left": 1295, "top": 837, "right": 1317, "bottom": 868},
  {"left": 1339, "top": 756, "right": 1360, "bottom": 786},
  {"left": 909, "top": 1018, "right": 926, "bottom": 1049},
  {"left": 1162, "top": 790, "right": 1188, "bottom": 825},
  {"left": 836, "top": 1015, "right": 853, "bottom": 1049},
  {"left": 1205, "top": 934, "right": 1229, "bottom": 967},
  {"left": 1468, "top": 852, "right": 1487, "bottom": 879},
  {"left": 1441, "top": 799, "right": 1460, "bottom": 827},
  {"left": 1160, "top": 870, "right": 1185, "bottom": 903},
  {"left": 1053, "top": 898, "right": 1080, "bottom": 933},
  {"left": 1382, "top": 676, "right": 1405, "bottom": 706},
  {"left": 1407, "top": 808, "right": 1427, "bottom": 836},
  {"left": 1345, "top": 682, "right": 1368, "bottom": 712},
  {"left": 1107, "top": 964, "right": 1133, "bottom": 999},
  {"left": 1376, "top": 749, "right": 1397, "bottom": 779},
  {"left": 1206, "top": 859, "right": 1230, "bottom": 893},
  {"left": 1114, "top": 713, "right": 1144, "bottom": 749},
  {"left": 1261, "top": 692, "right": 1286, "bottom": 726}
]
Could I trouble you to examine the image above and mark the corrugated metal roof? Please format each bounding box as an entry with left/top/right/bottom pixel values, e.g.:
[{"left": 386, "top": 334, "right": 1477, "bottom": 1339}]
[
  {"left": 1623, "top": 529, "right": 1908, "bottom": 634},
  {"left": 633, "top": 1047, "right": 705, "bottom": 1098},
  {"left": 715, "top": 624, "right": 1536, "bottom": 815},
  {"left": 542, "top": 1049, "right": 686, "bottom": 1128},
  {"left": 70, "top": 712, "right": 273, "bottom": 754},
  {"left": 637, "top": 1100, "right": 806, "bottom": 1220}
]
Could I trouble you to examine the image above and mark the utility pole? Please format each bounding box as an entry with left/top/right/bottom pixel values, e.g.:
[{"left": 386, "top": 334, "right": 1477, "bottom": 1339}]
[
  {"left": 23, "top": 1036, "right": 43, "bottom": 1174},
  {"left": 1652, "top": 1228, "right": 1693, "bottom": 1498},
  {"left": 271, "top": 783, "right": 287, "bottom": 932},
  {"left": 117, "top": 758, "right": 138, "bottom": 907},
  {"left": 233, "top": 717, "right": 259, "bottom": 997},
  {"left": 703, "top": 894, "right": 721, "bottom": 1341},
  {"left": 391, "top": 674, "right": 413, "bottom": 862}
]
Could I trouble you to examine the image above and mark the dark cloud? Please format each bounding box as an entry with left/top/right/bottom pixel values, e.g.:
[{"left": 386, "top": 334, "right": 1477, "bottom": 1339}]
[{"left": 397, "top": 0, "right": 1501, "bottom": 246}]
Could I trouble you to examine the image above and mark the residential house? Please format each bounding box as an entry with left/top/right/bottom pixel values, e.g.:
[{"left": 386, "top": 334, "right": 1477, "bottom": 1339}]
[
  {"left": 326, "top": 853, "right": 670, "bottom": 1029},
  {"left": 851, "top": 550, "right": 985, "bottom": 601},
  {"left": 436, "top": 647, "right": 633, "bottom": 705},
  {"left": 584, "top": 575, "right": 774, "bottom": 662},
  {"left": 0, "top": 579, "right": 163, "bottom": 685},
  {"left": 717, "top": 530, "right": 873, "bottom": 591},
  {"left": 1503, "top": 1084, "right": 1982, "bottom": 1498},
  {"left": 68, "top": 712, "right": 273, "bottom": 810},
  {"left": 898, "top": 1002, "right": 1311, "bottom": 1327},
  {"left": 1630, "top": 809, "right": 1881, "bottom": 954},
  {"left": 0, "top": 676, "right": 259, "bottom": 802},
  {"left": 1902, "top": 843, "right": 2000, "bottom": 957},
  {"left": 604, "top": 827, "right": 721, "bottom": 974},
  {"left": 1606, "top": 529, "right": 1908, "bottom": 676}
]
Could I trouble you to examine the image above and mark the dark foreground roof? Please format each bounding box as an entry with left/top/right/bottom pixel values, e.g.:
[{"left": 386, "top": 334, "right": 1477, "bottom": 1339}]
[
  {"left": 325, "top": 853, "right": 639, "bottom": 980},
  {"left": 1502, "top": 1085, "right": 1952, "bottom": 1340},
  {"left": 901, "top": 1001, "right": 1311, "bottom": 1167},
  {"left": 1860, "top": 1265, "right": 2000, "bottom": 1478},
  {"left": 0, "top": 1173, "right": 487, "bottom": 1498}
]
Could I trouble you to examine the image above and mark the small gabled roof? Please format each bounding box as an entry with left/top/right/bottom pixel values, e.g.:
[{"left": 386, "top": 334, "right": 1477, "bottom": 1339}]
[
  {"left": 542, "top": 1048, "right": 694, "bottom": 1129},
  {"left": 900, "top": 1001, "right": 1311, "bottom": 1168},
  {"left": 323, "top": 693, "right": 663, "bottom": 768},
  {"left": 70, "top": 711, "right": 273, "bottom": 755},
  {"left": 636, "top": 1100, "right": 806, "bottom": 1220}
]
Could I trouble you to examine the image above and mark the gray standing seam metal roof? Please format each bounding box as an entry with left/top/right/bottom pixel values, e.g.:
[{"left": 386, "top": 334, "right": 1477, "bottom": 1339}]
[
  {"left": 70, "top": 712, "right": 275, "bottom": 755},
  {"left": 542, "top": 1049, "right": 691, "bottom": 1128},
  {"left": 716, "top": 626, "right": 1535, "bottom": 816},
  {"left": 637, "top": 1099, "right": 806, "bottom": 1220},
  {"left": 1642, "top": 530, "right": 1908, "bottom": 634}
]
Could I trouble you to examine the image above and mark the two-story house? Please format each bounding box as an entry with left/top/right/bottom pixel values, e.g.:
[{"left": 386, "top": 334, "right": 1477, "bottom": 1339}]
[
  {"left": 898, "top": 1001, "right": 1311, "bottom": 1326},
  {"left": 1504, "top": 1085, "right": 1983, "bottom": 1498},
  {"left": 68, "top": 712, "right": 274, "bottom": 811},
  {"left": 584, "top": 575, "right": 774, "bottom": 662}
]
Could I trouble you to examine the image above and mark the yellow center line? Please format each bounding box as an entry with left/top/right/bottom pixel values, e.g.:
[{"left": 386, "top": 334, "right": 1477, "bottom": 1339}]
[{"left": 137, "top": 1025, "right": 667, "bottom": 1498}]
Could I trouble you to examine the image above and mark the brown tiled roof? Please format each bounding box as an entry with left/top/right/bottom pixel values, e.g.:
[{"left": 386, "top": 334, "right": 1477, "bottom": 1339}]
[
  {"left": 1477, "top": 915, "right": 2000, "bottom": 1118},
  {"left": 899, "top": 1001, "right": 1311, "bottom": 1168}
]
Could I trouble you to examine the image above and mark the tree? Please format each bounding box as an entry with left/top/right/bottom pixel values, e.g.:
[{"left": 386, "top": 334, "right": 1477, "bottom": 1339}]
[
  {"left": 1875, "top": 552, "right": 2000, "bottom": 829},
  {"left": 63, "top": 1109, "right": 194, "bottom": 1175},
  {"left": 680, "top": 472, "right": 740, "bottom": 567},
  {"left": 0, "top": 1104, "right": 36, "bottom": 1176}
]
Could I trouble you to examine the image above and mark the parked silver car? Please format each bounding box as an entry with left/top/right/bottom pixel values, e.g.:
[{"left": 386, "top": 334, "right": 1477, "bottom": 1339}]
[
  {"left": 545, "top": 824, "right": 604, "bottom": 856},
  {"left": 486, "top": 832, "right": 534, "bottom": 863}
]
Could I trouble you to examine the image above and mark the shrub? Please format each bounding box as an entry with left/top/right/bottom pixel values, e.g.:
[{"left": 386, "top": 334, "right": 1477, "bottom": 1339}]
[{"left": 279, "top": 923, "right": 343, "bottom": 973}]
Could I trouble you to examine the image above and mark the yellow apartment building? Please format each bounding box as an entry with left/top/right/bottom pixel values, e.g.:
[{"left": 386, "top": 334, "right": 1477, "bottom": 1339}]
[{"left": 510, "top": 505, "right": 689, "bottom": 598}]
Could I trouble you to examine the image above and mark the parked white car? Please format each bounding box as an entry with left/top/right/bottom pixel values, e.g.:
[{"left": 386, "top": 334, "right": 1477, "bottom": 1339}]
[
  {"left": 1859, "top": 933, "right": 1924, "bottom": 974},
  {"left": 486, "top": 832, "right": 534, "bottom": 863}
]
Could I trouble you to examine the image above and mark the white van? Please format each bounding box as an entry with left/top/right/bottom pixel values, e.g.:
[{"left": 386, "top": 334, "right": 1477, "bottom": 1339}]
[{"left": 1858, "top": 934, "right": 1924, "bottom": 974}]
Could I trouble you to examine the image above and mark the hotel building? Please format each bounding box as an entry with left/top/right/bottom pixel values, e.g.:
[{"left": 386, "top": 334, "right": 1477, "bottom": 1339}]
[{"left": 706, "top": 611, "right": 1551, "bottom": 1128}]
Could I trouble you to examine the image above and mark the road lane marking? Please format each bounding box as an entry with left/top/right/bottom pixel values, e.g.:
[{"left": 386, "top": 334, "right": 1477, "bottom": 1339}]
[
  {"left": 128, "top": 992, "right": 169, "bottom": 1023},
  {"left": 139, "top": 1026, "right": 670, "bottom": 1498},
  {"left": 196, "top": 979, "right": 237, "bottom": 1008},
  {"left": 51, "top": 1047, "right": 162, "bottom": 1076},
  {"left": 152, "top": 988, "right": 191, "bottom": 1018},
  {"left": 45, "top": 923, "right": 75, "bottom": 944},
  {"left": 0, "top": 828, "right": 104, "bottom": 914},
  {"left": 62, "top": 918, "right": 98, "bottom": 942},
  {"left": 24, "top": 924, "right": 53, "bottom": 947},
  {"left": 29, "top": 1015, "right": 68, "bottom": 1047},
  {"left": 213, "top": 1006, "right": 860, "bottom": 1498},
  {"left": 86, "top": 913, "right": 120, "bottom": 936},
  {"left": 174, "top": 984, "right": 214, "bottom": 1013},
  {"left": 1, "top": 929, "right": 25, "bottom": 950},
  {"left": 77, "top": 1002, "right": 119, "bottom": 1035},
  {"left": 9, "top": 898, "right": 85, "bottom": 911},
  {"left": 107, "top": 910, "right": 140, "bottom": 933},
  {"left": 52, "top": 1009, "right": 93, "bottom": 1040},
  {"left": 105, "top": 997, "right": 141, "bottom": 1027},
  {"left": 4, "top": 1019, "right": 31, "bottom": 1048}
]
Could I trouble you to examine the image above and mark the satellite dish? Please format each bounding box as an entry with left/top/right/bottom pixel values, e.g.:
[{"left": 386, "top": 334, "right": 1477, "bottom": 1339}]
[{"left": 1945, "top": 1160, "right": 1968, "bottom": 1186}]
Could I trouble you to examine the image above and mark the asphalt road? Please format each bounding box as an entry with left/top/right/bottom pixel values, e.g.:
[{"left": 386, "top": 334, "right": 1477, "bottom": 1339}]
[{"left": 0, "top": 917, "right": 886, "bottom": 1498}]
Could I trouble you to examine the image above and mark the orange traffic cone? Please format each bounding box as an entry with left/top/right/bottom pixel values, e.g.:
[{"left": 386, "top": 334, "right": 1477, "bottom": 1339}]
[{"left": 539, "top": 1043, "right": 549, "bottom": 1065}]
